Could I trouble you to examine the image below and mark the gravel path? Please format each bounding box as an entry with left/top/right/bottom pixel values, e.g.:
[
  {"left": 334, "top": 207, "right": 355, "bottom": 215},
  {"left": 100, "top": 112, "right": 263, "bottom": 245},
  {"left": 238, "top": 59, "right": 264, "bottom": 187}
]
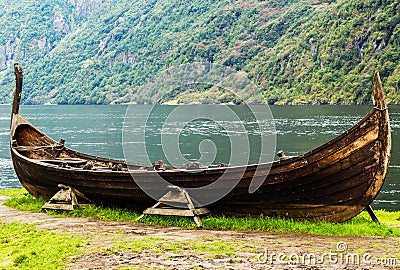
[{"left": 0, "top": 196, "right": 399, "bottom": 269}]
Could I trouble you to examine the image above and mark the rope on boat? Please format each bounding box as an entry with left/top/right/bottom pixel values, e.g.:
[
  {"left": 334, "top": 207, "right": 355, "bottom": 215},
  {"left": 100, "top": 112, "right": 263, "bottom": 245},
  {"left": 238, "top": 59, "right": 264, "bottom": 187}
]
[{"left": 13, "top": 142, "right": 64, "bottom": 152}]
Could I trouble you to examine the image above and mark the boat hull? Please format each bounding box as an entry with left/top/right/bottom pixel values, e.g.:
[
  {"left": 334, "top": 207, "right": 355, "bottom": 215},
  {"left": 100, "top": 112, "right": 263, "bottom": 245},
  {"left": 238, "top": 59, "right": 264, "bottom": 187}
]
[
  {"left": 9, "top": 66, "right": 391, "bottom": 223},
  {"left": 11, "top": 107, "right": 390, "bottom": 222}
]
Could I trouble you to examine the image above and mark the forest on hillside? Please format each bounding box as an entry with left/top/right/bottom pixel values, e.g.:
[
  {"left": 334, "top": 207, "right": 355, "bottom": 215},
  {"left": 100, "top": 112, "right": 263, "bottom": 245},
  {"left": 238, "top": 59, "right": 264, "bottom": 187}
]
[{"left": 0, "top": 0, "right": 399, "bottom": 105}]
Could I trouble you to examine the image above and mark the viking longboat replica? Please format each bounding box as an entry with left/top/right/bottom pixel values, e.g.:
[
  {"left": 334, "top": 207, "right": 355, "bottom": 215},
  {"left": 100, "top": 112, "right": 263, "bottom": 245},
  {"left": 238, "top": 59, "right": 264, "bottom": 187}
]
[{"left": 10, "top": 63, "right": 391, "bottom": 222}]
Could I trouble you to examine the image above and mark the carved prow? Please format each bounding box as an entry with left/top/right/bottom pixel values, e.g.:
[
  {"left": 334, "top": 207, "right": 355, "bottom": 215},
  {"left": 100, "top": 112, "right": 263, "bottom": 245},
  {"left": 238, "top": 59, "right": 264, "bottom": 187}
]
[
  {"left": 11, "top": 63, "right": 23, "bottom": 115},
  {"left": 373, "top": 71, "right": 386, "bottom": 110},
  {"left": 11, "top": 63, "right": 23, "bottom": 129}
]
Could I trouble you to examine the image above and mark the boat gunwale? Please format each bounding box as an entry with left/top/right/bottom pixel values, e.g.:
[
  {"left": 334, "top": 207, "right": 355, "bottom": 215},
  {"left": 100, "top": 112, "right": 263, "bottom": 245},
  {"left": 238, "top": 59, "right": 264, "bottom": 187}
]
[{"left": 10, "top": 104, "right": 385, "bottom": 175}]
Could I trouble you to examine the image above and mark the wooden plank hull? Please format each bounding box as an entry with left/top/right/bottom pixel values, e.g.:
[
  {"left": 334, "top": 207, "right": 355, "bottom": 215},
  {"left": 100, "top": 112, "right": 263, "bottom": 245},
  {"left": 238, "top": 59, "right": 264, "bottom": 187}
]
[{"left": 9, "top": 67, "right": 391, "bottom": 223}]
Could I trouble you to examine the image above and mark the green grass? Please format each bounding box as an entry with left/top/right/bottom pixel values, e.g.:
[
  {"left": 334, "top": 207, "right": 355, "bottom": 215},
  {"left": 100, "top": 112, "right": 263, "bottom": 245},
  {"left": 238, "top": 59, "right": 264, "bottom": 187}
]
[
  {"left": 0, "top": 188, "right": 27, "bottom": 198},
  {"left": 0, "top": 222, "right": 85, "bottom": 270},
  {"left": 1, "top": 188, "right": 400, "bottom": 237},
  {"left": 2, "top": 192, "right": 46, "bottom": 212}
]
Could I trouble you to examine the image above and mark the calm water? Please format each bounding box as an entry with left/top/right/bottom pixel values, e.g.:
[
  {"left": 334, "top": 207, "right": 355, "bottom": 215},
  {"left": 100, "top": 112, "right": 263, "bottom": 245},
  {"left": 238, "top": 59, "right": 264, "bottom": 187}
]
[{"left": 0, "top": 105, "right": 399, "bottom": 210}]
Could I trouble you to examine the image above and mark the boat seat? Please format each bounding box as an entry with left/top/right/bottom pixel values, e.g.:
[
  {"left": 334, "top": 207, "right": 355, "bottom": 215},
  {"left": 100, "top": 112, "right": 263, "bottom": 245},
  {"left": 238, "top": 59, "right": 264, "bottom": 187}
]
[
  {"left": 38, "top": 158, "right": 88, "bottom": 166},
  {"left": 180, "top": 162, "right": 208, "bottom": 170},
  {"left": 277, "top": 150, "right": 296, "bottom": 160}
]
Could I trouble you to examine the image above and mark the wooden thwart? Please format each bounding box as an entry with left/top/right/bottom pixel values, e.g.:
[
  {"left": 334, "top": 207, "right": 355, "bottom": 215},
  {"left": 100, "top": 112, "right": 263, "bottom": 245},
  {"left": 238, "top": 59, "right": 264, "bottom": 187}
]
[
  {"left": 136, "top": 185, "right": 210, "bottom": 227},
  {"left": 41, "top": 184, "right": 93, "bottom": 211}
]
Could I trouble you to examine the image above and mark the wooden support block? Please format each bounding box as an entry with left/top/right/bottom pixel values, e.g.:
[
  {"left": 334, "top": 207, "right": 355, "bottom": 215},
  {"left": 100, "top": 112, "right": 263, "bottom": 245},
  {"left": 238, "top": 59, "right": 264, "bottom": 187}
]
[
  {"left": 366, "top": 205, "right": 380, "bottom": 223},
  {"left": 136, "top": 185, "right": 210, "bottom": 227},
  {"left": 143, "top": 207, "right": 196, "bottom": 217},
  {"left": 41, "top": 202, "right": 75, "bottom": 211},
  {"left": 41, "top": 184, "right": 93, "bottom": 211}
]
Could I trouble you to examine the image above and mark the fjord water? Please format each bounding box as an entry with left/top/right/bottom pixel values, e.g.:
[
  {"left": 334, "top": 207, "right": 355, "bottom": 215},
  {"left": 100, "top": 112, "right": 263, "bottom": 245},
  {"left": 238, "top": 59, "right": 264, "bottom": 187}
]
[{"left": 0, "top": 105, "right": 399, "bottom": 211}]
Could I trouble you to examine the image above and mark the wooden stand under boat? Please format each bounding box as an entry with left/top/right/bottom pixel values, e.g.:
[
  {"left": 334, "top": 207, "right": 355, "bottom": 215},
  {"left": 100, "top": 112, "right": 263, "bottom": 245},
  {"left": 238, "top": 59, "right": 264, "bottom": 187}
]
[
  {"left": 136, "top": 185, "right": 210, "bottom": 228},
  {"left": 41, "top": 184, "right": 93, "bottom": 211},
  {"left": 10, "top": 63, "right": 391, "bottom": 223}
]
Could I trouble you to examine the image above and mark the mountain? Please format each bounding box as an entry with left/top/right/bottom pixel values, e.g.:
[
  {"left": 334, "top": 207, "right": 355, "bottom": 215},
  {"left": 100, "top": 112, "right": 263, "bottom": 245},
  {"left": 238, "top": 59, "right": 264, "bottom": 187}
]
[
  {"left": 0, "top": 0, "right": 399, "bottom": 105},
  {"left": 0, "top": 0, "right": 108, "bottom": 103}
]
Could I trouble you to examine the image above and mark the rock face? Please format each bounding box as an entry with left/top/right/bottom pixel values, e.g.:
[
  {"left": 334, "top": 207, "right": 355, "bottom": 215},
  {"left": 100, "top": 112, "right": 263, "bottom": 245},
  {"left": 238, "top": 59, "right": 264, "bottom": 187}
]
[
  {"left": 0, "top": 35, "right": 20, "bottom": 69},
  {"left": 53, "top": 10, "right": 71, "bottom": 34},
  {"left": 69, "top": 0, "right": 107, "bottom": 17},
  {"left": 0, "top": 0, "right": 107, "bottom": 70}
]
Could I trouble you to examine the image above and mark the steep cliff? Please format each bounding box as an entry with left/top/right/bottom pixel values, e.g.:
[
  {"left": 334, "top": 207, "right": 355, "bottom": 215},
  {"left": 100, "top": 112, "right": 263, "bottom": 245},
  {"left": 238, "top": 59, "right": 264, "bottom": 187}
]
[
  {"left": 0, "top": 0, "right": 107, "bottom": 102},
  {"left": 0, "top": 0, "right": 399, "bottom": 104}
]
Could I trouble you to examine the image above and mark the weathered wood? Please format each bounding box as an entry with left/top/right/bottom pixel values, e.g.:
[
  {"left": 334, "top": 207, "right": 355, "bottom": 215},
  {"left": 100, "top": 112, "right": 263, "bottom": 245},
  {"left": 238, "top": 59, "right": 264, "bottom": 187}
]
[
  {"left": 10, "top": 67, "right": 391, "bottom": 223},
  {"left": 11, "top": 63, "right": 23, "bottom": 115},
  {"left": 144, "top": 208, "right": 192, "bottom": 217},
  {"left": 39, "top": 159, "right": 87, "bottom": 165},
  {"left": 366, "top": 205, "right": 380, "bottom": 223},
  {"left": 143, "top": 207, "right": 210, "bottom": 216},
  {"left": 137, "top": 186, "right": 210, "bottom": 227},
  {"left": 159, "top": 190, "right": 189, "bottom": 205},
  {"left": 49, "top": 188, "right": 72, "bottom": 202},
  {"left": 10, "top": 63, "right": 23, "bottom": 130},
  {"left": 41, "top": 184, "right": 93, "bottom": 211},
  {"left": 373, "top": 71, "right": 386, "bottom": 110},
  {"left": 51, "top": 139, "right": 65, "bottom": 159},
  {"left": 41, "top": 203, "right": 75, "bottom": 211}
]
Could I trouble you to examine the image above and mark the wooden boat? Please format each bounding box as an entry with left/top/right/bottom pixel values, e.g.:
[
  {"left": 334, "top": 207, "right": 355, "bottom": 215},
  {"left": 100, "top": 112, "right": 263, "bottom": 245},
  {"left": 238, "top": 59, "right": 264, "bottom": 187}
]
[{"left": 10, "top": 63, "right": 391, "bottom": 222}]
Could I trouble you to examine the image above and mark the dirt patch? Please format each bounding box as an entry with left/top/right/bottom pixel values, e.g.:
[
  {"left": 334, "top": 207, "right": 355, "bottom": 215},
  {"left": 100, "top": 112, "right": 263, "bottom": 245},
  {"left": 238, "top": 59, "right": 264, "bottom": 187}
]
[{"left": 0, "top": 196, "right": 399, "bottom": 269}]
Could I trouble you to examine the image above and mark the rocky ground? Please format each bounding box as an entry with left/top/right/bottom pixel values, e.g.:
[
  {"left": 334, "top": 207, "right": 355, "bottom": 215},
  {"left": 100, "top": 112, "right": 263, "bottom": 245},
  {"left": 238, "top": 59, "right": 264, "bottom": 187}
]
[{"left": 0, "top": 195, "right": 399, "bottom": 270}]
